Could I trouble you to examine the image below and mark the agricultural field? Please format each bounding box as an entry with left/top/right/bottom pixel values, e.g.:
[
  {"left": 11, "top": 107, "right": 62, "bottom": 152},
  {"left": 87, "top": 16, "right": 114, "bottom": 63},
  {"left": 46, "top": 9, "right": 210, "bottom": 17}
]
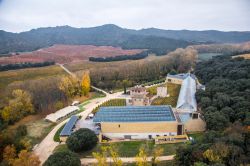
[
  {"left": 150, "top": 83, "right": 181, "bottom": 107},
  {"left": 0, "top": 65, "right": 66, "bottom": 101},
  {"left": 53, "top": 140, "right": 184, "bottom": 158},
  {"left": 0, "top": 44, "right": 145, "bottom": 64},
  {"left": 92, "top": 99, "right": 126, "bottom": 113}
]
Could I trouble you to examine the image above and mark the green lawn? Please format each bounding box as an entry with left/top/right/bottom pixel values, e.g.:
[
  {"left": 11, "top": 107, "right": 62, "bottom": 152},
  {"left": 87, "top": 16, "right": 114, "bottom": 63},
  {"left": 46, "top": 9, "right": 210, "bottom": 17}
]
[
  {"left": 53, "top": 123, "right": 66, "bottom": 142},
  {"left": 92, "top": 99, "right": 126, "bottom": 113},
  {"left": 53, "top": 140, "right": 183, "bottom": 158},
  {"left": 187, "top": 132, "right": 204, "bottom": 143},
  {"left": 150, "top": 83, "right": 181, "bottom": 107}
]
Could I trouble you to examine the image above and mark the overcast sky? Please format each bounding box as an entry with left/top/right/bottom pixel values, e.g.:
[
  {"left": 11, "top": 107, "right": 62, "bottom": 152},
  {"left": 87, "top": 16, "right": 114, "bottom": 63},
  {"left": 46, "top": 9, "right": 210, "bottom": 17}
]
[{"left": 0, "top": 0, "right": 249, "bottom": 32}]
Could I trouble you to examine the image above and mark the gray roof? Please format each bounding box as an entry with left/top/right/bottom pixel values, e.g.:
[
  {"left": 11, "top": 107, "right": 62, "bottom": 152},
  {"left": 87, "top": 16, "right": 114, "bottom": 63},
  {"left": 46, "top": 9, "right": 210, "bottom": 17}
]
[
  {"left": 60, "top": 115, "right": 78, "bottom": 136},
  {"left": 167, "top": 73, "right": 196, "bottom": 80},
  {"left": 93, "top": 106, "right": 176, "bottom": 123},
  {"left": 176, "top": 75, "right": 197, "bottom": 112}
]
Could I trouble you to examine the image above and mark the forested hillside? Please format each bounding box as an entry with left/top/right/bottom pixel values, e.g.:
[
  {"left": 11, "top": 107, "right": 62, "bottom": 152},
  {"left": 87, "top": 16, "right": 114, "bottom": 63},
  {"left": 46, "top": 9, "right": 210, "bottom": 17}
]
[
  {"left": 175, "top": 56, "right": 250, "bottom": 165},
  {"left": 1, "top": 24, "right": 250, "bottom": 55}
]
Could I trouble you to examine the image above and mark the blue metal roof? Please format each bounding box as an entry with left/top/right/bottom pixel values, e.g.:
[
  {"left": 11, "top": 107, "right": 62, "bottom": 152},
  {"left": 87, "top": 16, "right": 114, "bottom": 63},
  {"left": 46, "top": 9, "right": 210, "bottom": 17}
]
[
  {"left": 178, "top": 113, "right": 191, "bottom": 123},
  {"left": 93, "top": 106, "right": 176, "bottom": 122},
  {"left": 60, "top": 115, "right": 78, "bottom": 136}
]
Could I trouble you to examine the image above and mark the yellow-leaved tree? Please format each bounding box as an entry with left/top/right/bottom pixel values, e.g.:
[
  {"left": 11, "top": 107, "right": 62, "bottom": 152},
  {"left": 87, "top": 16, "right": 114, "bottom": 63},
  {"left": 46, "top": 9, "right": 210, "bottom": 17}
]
[
  {"left": 81, "top": 71, "right": 91, "bottom": 96},
  {"left": 136, "top": 147, "right": 149, "bottom": 166},
  {"left": 59, "top": 76, "right": 81, "bottom": 98},
  {"left": 92, "top": 146, "right": 108, "bottom": 166},
  {"left": 12, "top": 150, "right": 40, "bottom": 166},
  {"left": 1, "top": 89, "right": 34, "bottom": 123},
  {"left": 151, "top": 147, "right": 163, "bottom": 166}
]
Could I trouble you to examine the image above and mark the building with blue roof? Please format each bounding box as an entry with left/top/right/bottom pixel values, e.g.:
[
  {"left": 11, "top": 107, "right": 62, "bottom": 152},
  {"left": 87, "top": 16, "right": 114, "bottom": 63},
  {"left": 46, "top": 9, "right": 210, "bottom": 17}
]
[
  {"left": 93, "top": 105, "right": 183, "bottom": 140},
  {"left": 59, "top": 115, "right": 79, "bottom": 142}
]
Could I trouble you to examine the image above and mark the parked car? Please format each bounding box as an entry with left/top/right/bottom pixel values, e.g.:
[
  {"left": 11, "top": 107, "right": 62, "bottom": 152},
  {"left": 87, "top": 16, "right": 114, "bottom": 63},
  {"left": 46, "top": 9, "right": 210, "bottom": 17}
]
[{"left": 71, "top": 101, "right": 80, "bottom": 106}]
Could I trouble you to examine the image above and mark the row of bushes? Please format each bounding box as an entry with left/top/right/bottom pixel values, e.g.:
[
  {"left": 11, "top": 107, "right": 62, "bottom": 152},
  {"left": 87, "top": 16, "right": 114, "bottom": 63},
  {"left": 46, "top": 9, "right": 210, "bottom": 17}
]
[
  {"left": 0, "top": 61, "right": 55, "bottom": 71},
  {"left": 89, "top": 51, "right": 148, "bottom": 62}
]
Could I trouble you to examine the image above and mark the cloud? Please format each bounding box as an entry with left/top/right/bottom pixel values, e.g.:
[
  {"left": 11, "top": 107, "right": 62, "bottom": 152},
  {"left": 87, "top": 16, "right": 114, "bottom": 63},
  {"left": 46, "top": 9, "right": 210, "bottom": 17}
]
[{"left": 0, "top": 0, "right": 249, "bottom": 32}]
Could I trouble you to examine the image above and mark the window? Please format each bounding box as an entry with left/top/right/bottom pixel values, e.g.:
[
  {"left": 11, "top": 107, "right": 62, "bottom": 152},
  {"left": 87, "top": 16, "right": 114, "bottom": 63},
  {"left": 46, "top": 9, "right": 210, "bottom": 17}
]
[
  {"left": 192, "top": 113, "right": 198, "bottom": 119},
  {"left": 118, "top": 124, "right": 120, "bottom": 128},
  {"left": 168, "top": 79, "right": 172, "bottom": 82}
]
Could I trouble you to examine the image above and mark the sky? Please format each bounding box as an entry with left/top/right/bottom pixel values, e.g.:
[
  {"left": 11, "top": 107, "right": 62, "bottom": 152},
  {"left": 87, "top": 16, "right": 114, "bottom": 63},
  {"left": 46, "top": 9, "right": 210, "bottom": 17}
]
[{"left": 0, "top": 0, "right": 249, "bottom": 32}]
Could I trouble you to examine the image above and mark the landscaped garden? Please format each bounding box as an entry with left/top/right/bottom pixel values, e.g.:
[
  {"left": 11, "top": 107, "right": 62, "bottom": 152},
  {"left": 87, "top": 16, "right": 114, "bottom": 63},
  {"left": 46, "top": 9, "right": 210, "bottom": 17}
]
[
  {"left": 149, "top": 83, "right": 181, "bottom": 107},
  {"left": 92, "top": 99, "right": 126, "bottom": 113}
]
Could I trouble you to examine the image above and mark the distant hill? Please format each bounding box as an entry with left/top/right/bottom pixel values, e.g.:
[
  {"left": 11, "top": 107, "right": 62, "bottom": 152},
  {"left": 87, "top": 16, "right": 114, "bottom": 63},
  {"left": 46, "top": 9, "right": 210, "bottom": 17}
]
[{"left": 0, "top": 24, "right": 250, "bottom": 55}]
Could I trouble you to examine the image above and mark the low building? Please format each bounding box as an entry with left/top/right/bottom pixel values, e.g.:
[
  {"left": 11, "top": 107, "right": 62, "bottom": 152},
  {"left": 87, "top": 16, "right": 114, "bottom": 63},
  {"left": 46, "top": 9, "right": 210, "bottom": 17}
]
[
  {"left": 176, "top": 74, "right": 197, "bottom": 112},
  {"left": 157, "top": 86, "right": 168, "bottom": 97},
  {"left": 45, "top": 106, "right": 79, "bottom": 123},
  {"left": 126, "top": 86, "right": 150, "bottom": 106},
  {"left": 93, "top": 106, "right": 183, "bottom": 140},
  {"left": 166, "top": 73, "right": 197, "bottom": 85},
  {"left": 59, "top": 115, "right": 79, "bottom": 142},
  {"left": 175, "top": 112, "right": 206, "bottom": 132}
]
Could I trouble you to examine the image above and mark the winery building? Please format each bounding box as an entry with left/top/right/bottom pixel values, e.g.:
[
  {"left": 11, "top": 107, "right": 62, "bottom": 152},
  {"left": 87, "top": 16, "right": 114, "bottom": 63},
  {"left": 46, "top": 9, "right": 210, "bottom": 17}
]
[{"left": 93, "top": 105, "right": 183, "bottom": 139}]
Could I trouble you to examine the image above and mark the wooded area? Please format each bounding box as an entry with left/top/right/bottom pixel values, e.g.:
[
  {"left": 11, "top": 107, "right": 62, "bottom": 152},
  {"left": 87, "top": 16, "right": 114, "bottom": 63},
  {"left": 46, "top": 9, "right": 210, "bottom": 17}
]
[{"left": 175, "top": 56, "right": 250, "bottom": 165}]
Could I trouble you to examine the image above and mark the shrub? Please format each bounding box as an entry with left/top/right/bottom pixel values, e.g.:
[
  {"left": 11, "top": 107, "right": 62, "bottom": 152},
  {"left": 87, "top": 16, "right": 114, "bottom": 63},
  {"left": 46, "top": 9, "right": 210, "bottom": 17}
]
[
  {"left": 66, "top": 128, "right": 98, "bottom": 152},
  {"left": 43, "top": 151, "right": 81, "bottom": 166}
]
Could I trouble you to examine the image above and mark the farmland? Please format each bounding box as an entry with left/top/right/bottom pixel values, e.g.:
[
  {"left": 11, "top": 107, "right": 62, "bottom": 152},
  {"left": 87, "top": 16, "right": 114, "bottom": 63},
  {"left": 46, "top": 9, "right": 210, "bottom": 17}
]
[
  {"left": 0, "top": 65, "right": 66, "bottom": 100},
  {"left": 0, "top": 44, "right": 145, "bottom": 65}
]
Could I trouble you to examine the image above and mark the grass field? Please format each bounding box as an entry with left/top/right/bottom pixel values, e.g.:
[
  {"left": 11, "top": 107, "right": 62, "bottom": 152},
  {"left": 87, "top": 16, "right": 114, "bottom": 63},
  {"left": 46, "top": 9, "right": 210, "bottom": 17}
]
[
  {"left": 4, "top": 115, "right": 55, "bottom": 146},
  {"left": 53, "top": 140, "right": 184, "bottom": 158},
  {"left": 92, "top": 99, "right": 126, "bottom": 113},
  {"left": 198, "top": 53, "right": 222, "bottom": 61},
  {"left": 150, "top": 83, "right": 181, "bottom": 107}
]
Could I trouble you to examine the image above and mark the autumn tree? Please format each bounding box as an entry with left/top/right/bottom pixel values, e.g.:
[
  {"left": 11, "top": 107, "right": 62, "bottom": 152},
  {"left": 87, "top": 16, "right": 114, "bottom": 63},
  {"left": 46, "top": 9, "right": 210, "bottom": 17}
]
[
  {"left": 92, "top": 146, "right": 108, "bottom": 166},
  {"left": 81, "top": 71, "right": 91, "bottom": 96},
  {"left": 151, "top": 147, "right": 163, "bottom": 166},
  {"left": 1, "top": 89, "right": 34, "bottom": 123},
  {"left": 12, "top": 150, "right": 40, "bottom": 166},
  {"left": 109, "top": 145, "right": 122, "bottom": 166},
  {"left": 59, "top": 76, "right": 81, "bottom": 98},
  {"left": 3, "top": 145, "right": 16, "bottom": 165},
  {"left": 136, "top": 147, "right": 148, "bottom": 166}
]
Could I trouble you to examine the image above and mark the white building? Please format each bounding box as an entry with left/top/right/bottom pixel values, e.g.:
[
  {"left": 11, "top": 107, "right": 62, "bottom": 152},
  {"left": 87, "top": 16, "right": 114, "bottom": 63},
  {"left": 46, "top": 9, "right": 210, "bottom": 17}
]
[
  {"left": 45, "top": 106, "right": 80, "bottom": 123},
  {"left": 176, "top": 74, "right": 197, "bottom": 112}
]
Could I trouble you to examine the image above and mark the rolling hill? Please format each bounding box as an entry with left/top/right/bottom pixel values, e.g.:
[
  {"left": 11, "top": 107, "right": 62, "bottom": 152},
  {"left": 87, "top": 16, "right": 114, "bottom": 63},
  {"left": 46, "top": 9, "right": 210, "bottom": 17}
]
[{"left": 1, "top": 24, "right": 249, "bottom": 56}]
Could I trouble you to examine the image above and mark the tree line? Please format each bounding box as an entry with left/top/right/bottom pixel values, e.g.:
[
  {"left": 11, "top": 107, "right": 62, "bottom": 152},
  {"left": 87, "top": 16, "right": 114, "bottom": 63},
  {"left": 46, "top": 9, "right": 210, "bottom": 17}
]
[
  {"left": 88, "top": 47, "right": 198, "bottom": 90},
  {"left": 89, "top": 51, "right": 149, "bottom": 62},
  {"left": 0, "top": 61, "right": 55, "bottom": 71}
]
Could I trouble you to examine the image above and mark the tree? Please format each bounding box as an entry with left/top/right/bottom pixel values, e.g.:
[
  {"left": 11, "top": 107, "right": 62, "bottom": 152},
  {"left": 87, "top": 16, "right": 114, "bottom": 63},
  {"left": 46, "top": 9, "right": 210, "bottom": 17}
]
[
  {"left": 204, "top": 111, "right": 229, "bottom": 131},
  {"left": 12, "top": 150, "right": 40, "bottom": 166},
  {"left": 59, "top": 76, "right": 80, "bottom": 98},
  {"left": 3, "top": 145, "right": 16, "bottom": 165},
  {"left": 203, "top": 143, "right": 229, "bottom": 164},
  {"left": 135, "top": 147, "right": 148, "bottom": 166},
  {"left": 151, "top": 147, "right": 163, "bottom": 166},
  {"left": 122, "top": 80, "right": 129, "bottom": 94},
  {"left": 1, "top": 89, "right": 34, "bottom": 123},
  {"left": 92, "top": 146, "right": 108, "bottom": 166},
  {"left": 109, "top": 145, "right": 122, "bottom": 166},
  {"left": 43, "top": 151, "right": 80, "bottom": 166},
  {"left": 66, "top": 128, "right": 98, "bottom": 152},
  {"left": 81, "top": 71, "right": 91, "bottom": 96}
]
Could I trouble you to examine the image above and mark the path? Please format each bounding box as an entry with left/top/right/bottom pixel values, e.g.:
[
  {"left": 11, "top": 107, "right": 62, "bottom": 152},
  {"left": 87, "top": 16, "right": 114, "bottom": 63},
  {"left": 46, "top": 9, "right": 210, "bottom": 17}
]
[
  {"left": 81, "top": 155, "right": 175, "bottom": 165},
  {"left": 58, "top": 63, "right": 109, "bottom": 95}
]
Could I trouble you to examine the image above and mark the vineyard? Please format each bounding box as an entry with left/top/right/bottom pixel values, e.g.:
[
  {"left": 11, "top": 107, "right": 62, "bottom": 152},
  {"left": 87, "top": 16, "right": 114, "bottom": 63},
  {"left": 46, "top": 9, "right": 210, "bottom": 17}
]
[
  {"left": 92, "top": 99, "right": 126, "bottom": 113},
  {"left": 150, "top": 83, "right": 181, "bottom": 107}
]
